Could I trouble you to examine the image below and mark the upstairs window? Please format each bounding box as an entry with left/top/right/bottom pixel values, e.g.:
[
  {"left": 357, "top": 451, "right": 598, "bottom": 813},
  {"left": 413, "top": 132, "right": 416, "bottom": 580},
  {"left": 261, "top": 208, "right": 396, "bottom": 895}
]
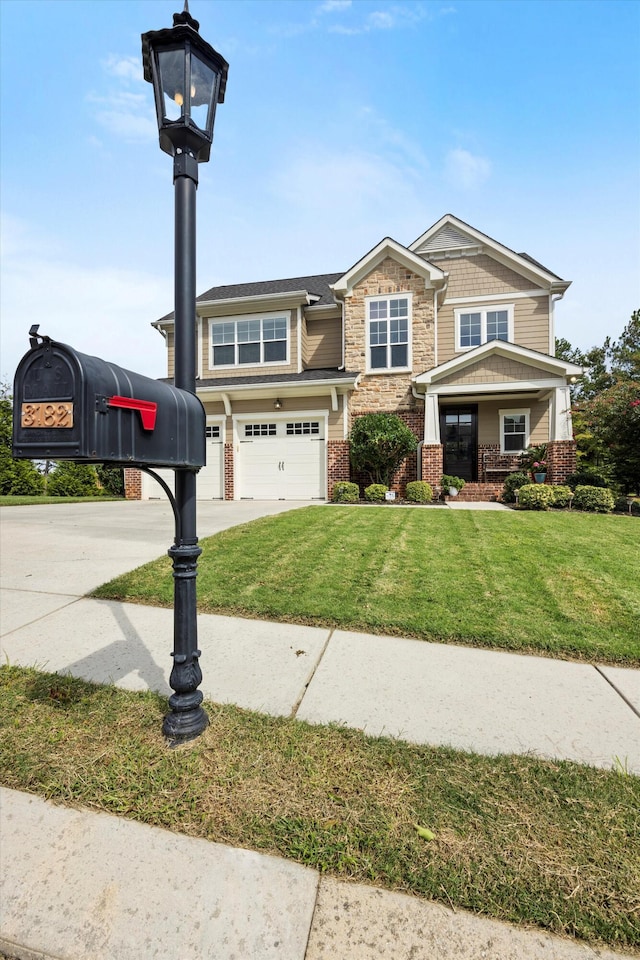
[
  {"left": 455, "top": 305, "right": 513, "bottom": 351},
  {"left": 210, "top": 314, "right": 288, "bottom": 368},
  {"left": 367, "top": 295, "right": 411, "bottom": 372}
]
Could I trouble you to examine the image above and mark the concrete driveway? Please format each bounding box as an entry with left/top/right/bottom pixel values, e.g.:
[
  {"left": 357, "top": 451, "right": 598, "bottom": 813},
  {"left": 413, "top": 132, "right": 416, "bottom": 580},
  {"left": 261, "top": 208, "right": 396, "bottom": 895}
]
[{"left": 0, "top": 499, "right": 311, "bottom": 631}]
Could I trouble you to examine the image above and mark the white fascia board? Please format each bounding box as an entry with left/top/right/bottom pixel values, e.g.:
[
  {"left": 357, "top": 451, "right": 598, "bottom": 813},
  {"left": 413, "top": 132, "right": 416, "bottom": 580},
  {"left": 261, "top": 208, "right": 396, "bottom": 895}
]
[
  {"left": 304, "top": 302, "right": 341, "bottom": 319},
  {"left": 431, "top": 378, "right": 568, "bottom": 397},
  {"left": 414, "top": 340, "right": 583, "bottom": 385},
  {"left": 330, "top": 238, "right": 446, "bottom": 298},
  {"left": 409, "top": 215, "right": 570, "bottom": 291},
  {"left": 154, "top": 291, "right": 318, "bottom": 328},
  {"left": 196, "top": 376, "right": 358, "bottom": 403},
  {"left": 197, "top": 290, "right": 317, "bottom": 317}
]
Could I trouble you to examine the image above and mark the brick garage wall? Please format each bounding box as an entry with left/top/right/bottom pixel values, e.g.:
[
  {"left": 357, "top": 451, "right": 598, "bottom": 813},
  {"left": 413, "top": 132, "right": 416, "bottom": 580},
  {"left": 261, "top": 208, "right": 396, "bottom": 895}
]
[
  {"left": 327, "top": 440, "right": 351, "bottom": 499},
  {"left": 124, "top": 468, "right": 142, "bottom": 500},
  {"left": 224, "top": 443, "right": 234, "bottom": 501},
  {"left": 546, "top": 439, "right": 577, "bottom": 485}
]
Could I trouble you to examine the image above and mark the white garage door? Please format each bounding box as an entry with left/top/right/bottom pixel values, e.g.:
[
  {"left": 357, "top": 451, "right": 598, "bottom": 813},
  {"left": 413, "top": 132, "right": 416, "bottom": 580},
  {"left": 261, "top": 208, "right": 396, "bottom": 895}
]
[
  {"left": 141, "top": 424, "right": 223, "bottom": 500},
  {"left": 237, "top": 418, "right": 325, "bottom": 500}
]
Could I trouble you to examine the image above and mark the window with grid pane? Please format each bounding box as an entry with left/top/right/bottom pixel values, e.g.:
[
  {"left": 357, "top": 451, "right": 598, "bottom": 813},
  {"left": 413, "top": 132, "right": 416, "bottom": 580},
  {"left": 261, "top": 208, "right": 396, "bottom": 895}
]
[
  {"left": 456, "top": 305, "right": 513, "bottom": 351},
  {"left": 211, "top": 315, "right": 288, "bottom": 367},
  {"left": 367, "top": 296, "right": 409, "bottom": 371},
  {"left": 500, "top": 409, "right": 529, "bottom": 453}
]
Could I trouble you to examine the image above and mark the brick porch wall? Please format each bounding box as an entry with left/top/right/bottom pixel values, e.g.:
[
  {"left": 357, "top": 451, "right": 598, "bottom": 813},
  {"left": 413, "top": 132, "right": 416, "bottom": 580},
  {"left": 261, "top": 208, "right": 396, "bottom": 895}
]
[
  {"left": 421, "top": 444, "right": 443, "bottom": 488},
  {"left": 124, "top": 467, "right": 142, "bottom": 500},
  {"left": 546, "top": 440, "right": 577, "bottom": 485}
]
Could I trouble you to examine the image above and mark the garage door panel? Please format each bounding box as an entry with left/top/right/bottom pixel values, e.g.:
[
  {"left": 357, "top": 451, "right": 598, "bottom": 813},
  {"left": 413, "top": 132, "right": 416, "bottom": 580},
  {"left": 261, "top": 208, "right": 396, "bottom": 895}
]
[{"left": 237, "top": 418, "right": 324, "bottom": 500}]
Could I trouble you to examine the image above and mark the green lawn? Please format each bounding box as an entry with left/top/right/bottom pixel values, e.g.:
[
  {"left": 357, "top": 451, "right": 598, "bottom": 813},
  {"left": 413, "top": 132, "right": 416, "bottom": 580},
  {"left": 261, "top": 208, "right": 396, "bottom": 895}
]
[
  {"left": 1, "top": 665, "right": 638, "bottom": 952},
  {"left": 94, "top": 506, "right": 640, "bottom": 664}
]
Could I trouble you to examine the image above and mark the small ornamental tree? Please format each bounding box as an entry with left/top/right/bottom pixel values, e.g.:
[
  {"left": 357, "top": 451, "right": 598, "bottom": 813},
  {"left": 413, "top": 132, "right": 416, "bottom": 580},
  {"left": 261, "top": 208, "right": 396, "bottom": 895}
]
[
  {"left": 349, "top": 413, "right": 417, "bottom": 487},
  {"left": 47, "top": 462, "right": 101, "bottom": 497}
]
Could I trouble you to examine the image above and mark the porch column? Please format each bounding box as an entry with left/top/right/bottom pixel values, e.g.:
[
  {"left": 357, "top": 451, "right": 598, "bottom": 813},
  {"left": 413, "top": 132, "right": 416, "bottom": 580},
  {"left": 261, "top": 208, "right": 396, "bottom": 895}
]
[
  {"left": 551, "top": 386, "right": 573, "bottom": 441},
  {"left": 424, "top": 391, "right": 440, "bottom": 443}
]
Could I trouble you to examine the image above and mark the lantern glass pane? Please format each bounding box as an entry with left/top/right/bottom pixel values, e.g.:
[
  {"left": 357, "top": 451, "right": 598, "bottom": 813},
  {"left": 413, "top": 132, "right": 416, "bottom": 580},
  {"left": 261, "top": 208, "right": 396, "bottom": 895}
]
[
  {"left": 190, "top": 52, "right": 216, "bottom": 131},
  {"left": 158, "top": 48, "right": 185, "bottom": 121}
]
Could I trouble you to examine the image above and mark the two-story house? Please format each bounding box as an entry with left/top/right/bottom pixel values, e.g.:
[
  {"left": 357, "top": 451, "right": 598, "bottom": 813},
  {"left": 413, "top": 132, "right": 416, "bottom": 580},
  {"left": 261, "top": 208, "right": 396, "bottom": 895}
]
[{"left": 125, "top": 214, "right": 582, "bottom": 502}]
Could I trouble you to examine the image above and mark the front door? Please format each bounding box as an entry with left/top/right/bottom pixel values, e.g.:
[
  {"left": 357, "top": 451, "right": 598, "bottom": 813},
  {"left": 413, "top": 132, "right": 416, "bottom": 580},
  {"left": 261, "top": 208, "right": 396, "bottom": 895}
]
[{"left": 440, "top": 405, "right": 478, "bottom": 482}]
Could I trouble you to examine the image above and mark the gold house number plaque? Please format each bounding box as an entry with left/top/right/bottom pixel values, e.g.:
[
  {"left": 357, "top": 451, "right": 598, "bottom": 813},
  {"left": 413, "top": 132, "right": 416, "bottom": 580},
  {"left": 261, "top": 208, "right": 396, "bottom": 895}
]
[{"left": 21, "top": 402, "right": 74, "bottom": 429}]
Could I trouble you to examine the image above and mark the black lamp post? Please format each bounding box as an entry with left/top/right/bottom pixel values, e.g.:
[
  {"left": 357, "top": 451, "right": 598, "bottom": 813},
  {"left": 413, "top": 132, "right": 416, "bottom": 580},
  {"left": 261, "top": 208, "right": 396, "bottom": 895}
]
[{"left": 142, "top": 2, "right": 228, "bottom": 743}]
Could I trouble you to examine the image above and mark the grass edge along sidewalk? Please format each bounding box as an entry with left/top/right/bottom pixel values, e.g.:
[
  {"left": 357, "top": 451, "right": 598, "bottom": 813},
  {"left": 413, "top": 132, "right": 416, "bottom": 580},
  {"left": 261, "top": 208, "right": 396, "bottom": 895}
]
[
  {"left": 1, "top": 666, "right": 638, "bottom": 955},
  {"left": 93, "top": 507, "right": 640, "bottom": 666}
]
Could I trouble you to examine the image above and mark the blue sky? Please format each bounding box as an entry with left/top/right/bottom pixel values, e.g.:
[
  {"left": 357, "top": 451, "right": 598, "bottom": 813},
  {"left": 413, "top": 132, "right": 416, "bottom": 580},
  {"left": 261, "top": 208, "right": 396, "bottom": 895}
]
[{"left": 1, "top": 0, "right": 639, "bottom": 382}]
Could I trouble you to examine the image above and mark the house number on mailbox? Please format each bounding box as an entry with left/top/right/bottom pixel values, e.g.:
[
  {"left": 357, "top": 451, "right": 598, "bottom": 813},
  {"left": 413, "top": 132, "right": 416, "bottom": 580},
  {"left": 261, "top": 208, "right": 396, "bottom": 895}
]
[{"left": 21, "top": 402, "right": 74, "bottom": 429}]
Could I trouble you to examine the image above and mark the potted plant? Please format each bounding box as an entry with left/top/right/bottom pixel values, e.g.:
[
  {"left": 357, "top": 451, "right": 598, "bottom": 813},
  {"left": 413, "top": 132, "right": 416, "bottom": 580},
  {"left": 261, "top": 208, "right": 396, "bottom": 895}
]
[
  {"left": 518, "top": 444, "right": 548, "bottom": 483},
  {"left": 441, "top": 474, "right": 466, "bottom": 497}
]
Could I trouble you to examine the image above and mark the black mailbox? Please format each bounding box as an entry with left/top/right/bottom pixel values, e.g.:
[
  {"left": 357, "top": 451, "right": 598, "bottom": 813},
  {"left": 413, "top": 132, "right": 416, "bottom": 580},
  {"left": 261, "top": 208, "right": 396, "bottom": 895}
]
[{"left": 13, "top": 335, "right": 205, "bottom": 469}]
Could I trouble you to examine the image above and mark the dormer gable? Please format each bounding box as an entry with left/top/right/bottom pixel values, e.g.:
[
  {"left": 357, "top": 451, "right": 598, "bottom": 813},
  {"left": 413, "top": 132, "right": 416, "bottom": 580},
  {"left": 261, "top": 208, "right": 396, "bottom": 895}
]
[
  {"left": 330, "top": 237, "right": 446, "bottom": 299},
  {"left": 410, "top": 214, "right": 570, "bottom": 294}
]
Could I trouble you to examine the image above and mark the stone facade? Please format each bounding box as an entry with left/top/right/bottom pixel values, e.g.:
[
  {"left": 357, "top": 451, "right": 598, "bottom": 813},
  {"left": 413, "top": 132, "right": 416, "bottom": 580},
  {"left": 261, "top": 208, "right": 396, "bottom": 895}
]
[{"left": 345, "top": 258, "right": 435, "bottom": 414}]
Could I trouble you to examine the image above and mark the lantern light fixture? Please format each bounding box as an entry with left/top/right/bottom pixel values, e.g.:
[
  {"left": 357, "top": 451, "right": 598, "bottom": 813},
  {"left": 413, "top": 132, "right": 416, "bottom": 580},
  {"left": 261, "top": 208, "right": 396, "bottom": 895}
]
[{"left": 142, "top": 0, "right": 229, "bottom": 164}]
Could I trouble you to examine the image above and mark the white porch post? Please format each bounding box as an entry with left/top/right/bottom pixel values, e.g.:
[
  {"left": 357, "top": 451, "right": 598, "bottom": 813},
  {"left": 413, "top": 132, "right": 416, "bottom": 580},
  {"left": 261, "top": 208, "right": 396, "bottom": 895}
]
[
  {"left": 424, "top": 391, "right": 440, "bottom": 443},
  {"left": 551, "top": 386, "right": 573, "bottom": 441}
]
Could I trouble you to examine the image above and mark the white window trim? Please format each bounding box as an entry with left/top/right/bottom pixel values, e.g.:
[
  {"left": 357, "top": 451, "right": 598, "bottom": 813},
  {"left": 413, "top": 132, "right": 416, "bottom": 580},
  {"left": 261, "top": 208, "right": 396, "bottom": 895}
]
[
  {"left": 499, "top": 407, "right": 530, "bottom": 455},
  {"left": 455, "top": 304, "right": 514, "bottom": 353},
  {"left": 208, "top": 312, "right": 290, "bottom": 370},
  {"left": 365, "top": 292, "right": 412, "bottom": 375}
]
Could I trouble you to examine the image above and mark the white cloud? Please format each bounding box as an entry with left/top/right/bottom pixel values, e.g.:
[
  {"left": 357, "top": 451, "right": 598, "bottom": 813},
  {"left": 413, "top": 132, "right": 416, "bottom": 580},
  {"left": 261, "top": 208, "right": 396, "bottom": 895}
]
[
  {"left": 317, "top": 0, "right": 352, "bottom": 11},
  {"left": 0, "top": 215, "right": 170, "bottom": 384},
  {"left": 102, "top": 55, "right": 141, "bottom": 83},
  {"left": 444, "top": 148, "right": 492, "bottom": 189},
  {"left": 84, "top": 54, "right": 156, "bottom": 144}
]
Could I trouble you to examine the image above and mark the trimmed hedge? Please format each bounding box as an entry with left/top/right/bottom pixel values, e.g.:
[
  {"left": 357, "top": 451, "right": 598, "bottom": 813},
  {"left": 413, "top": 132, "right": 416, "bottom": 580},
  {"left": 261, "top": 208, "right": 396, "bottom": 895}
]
[
  {"left": 364, "top": 483, "right": 388, "bottom": 502},
  {"left": 550, "top": 485, "right": 574, "bottom": 509},
  {"left": 332, "top": 481, "right": 360, "bottom": 503},
  {"left": 405, "top": 481, "right": 433, "bottom": 503},
  {"left": 517, "top": 484, "right": 556, "bottom": 510},
  {"left": 572, "top": 485, "right": 615, "bottom": 513}
]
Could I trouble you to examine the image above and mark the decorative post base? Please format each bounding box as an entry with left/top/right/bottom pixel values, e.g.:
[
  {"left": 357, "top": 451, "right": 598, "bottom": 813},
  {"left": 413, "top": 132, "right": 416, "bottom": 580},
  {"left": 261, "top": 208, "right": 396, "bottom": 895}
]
[{"left": 163, "top": 537, "right": 209, "bottom": 745}]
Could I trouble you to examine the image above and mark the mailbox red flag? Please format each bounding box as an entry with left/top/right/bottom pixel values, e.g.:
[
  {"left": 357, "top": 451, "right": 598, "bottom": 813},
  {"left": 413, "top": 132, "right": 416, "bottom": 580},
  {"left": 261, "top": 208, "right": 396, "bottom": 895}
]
[{"left": 107, "top": 396, "right": 157, "bottom": 431}]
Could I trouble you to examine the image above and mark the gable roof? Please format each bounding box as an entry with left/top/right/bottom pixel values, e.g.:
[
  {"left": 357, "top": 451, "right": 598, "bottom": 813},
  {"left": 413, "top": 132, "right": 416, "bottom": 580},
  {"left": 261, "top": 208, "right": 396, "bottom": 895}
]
[
  {"left": 330, "top": 237, "right": 446, "bottom": 298},
  {"left": 414, "top": 339, "right": 583, "bottom": 386},
  {"left": 409, "top": 214, "right": 570, "bottom": 292}
]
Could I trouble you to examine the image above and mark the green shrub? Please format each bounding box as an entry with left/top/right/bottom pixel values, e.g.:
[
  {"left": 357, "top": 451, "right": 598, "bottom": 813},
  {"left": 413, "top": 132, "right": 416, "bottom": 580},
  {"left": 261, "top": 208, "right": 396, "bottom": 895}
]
[
  {"left": 364, "top": 483, "right": 388, "bottom": 502},
  {"left": 332, "top": 481, "right": 360, "bottom": 503},
  {"left": 550, "top": 485, "right": 574, "bottom": 509},
  {"left": 47, "top": 462, "right": 101, "bottom": 497},
  {"left": 565, "top": 468, "right": 609, "bottom": 490},
  {"left": 614, "top": 496, "right": 640, "bottom": 516},
  {"left": 572, "top": 485, "right": 615, "bottom": 513},
  {"left": 405, "top": 481, "right": 433, "bottom": 503},
  {"left": 501, "top": 471, "right": 530, "bottom": 504},
  {"left": 517, "top": 483, "right": 556, "bottom": 510},
  {"left": 441, "top": 475, "right": 465, "bottom": 493}
]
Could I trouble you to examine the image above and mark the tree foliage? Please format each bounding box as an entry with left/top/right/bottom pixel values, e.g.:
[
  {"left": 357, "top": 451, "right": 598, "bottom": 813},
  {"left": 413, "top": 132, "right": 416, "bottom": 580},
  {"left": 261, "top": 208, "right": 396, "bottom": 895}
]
[
  {"left": 47, "top": 461, "right": 101, "bottom": 497},
  {"left": 349, "top": 413, "right": 417, "bottom": 486},
  {"left": 0, "top": 383, "right": 45, "bottom": 496},
  {"left": 557, "top": 311, "right": 640, "bottom": 494}
]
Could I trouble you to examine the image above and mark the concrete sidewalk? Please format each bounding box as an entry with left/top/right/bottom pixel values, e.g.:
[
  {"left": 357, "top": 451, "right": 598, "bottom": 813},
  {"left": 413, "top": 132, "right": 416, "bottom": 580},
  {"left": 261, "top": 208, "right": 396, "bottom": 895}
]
[{"left": 1, "top": 501, "right": 638, "bottom": 959}]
